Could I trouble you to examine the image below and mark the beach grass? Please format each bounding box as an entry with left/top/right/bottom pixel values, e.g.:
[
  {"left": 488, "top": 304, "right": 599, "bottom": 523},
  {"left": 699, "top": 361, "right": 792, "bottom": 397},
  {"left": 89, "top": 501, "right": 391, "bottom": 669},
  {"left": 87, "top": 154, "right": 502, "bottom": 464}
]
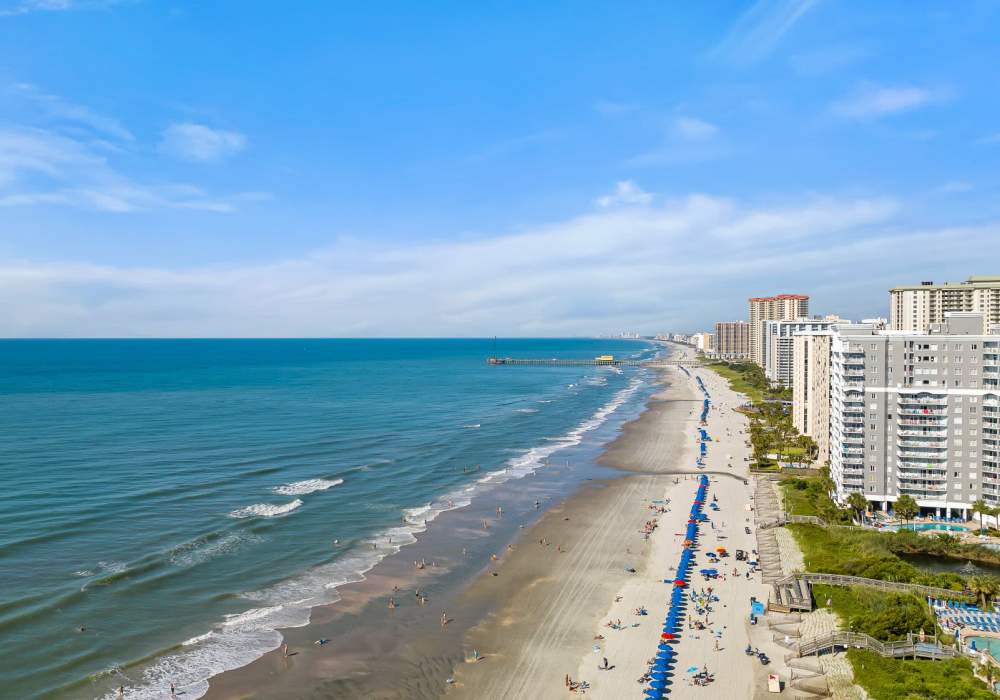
[
  {"left": 704, "top": 361, "right": 766, "bottom": 404},
  {"left": 812, "top": 584, "right": 935, "bottom": 641},
  {"left": 847, "top": 649, "right": 994, "bottom": 700}
]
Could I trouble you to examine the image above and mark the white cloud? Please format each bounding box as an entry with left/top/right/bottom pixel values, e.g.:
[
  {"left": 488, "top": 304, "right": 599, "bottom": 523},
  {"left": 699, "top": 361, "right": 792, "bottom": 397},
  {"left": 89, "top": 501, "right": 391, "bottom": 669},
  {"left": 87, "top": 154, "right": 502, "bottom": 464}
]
[
  {"left": 594, "top": 100, "right": 638, "bottom": 116},
  {"left": 0, "top": 0, "right": 128, "bottom": 17},
  {"left": 831, "top": 85, "right": 944, "bottom": 120},
  {"left": 674, "top": 117, "right": 719, "bottom": 140},
  {"left": 713, "top": 0, "right": 820, "bottom": 63},
  {"left": 0, "top": 127, "right": 242, "bottom": 212},
  {"left": 0, "top": 188, "right": 958, "bottom": 338},
  {"left": 938, "top": 181, "right": 973, "bottom": 194},
  {"left": 595, "top": 181, "right": 653, "bottom": 208},
  {"left": 10, "top": 83, "right": 134, "bottom": 141},
  {"left": 160, "top": 123, "right": 247, "bottom": 163}
]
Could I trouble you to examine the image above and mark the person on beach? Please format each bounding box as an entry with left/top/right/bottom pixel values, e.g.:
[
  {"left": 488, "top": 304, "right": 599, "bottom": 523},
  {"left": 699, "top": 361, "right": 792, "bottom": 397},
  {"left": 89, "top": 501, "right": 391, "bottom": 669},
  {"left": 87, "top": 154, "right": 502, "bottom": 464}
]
[
  {"left": 441, "top": 612, "right": 448, "bottom": 627},
  {"left": 170, "top": 682, "right": 176, "bottom": 698},
  {"left": 118, "top": 686, "right": 124, "bottom": 699},
  {"left": 282, "top": 643, "right": 289, "bottom": 658},
  {"left": 388, "top": 597, "right": 396, "bottom": 609}
]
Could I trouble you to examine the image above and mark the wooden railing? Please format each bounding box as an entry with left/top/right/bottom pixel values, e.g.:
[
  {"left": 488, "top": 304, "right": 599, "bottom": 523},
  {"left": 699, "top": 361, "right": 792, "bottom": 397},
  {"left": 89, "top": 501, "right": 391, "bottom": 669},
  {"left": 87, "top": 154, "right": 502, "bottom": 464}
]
[
  {"left": 801, "top": 572, "right": 972, "bottom": 599},
  {"left": 790, "top": 630, "right": 956, "bottom": 661}
]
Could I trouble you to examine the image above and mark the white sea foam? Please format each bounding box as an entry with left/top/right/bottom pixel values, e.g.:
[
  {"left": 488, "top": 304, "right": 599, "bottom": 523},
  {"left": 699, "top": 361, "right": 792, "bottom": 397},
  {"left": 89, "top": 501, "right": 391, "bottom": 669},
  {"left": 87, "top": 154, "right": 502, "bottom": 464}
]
[
  {"left": 514, "top": 407, "right": 538, "bottom": 414},
  {"left": 228, "top": 499, "right": 303, "bottom": 519},
  {"left": 463, "top": 423, "right": 481, "bottom": 428},
  {"left": 272, "top": 478, "right": 343, "bottom": 496},
  {"left": 104, "top": 372, "right": 646, "bottom": 700},
  {"left": 170, "top": 533, "right": 262, "bottom": 568}
]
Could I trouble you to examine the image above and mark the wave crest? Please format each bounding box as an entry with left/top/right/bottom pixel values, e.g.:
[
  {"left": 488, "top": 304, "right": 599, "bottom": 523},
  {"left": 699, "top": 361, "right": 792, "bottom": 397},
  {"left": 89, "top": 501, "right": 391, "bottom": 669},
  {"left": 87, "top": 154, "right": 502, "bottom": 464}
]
[
  {"left": 228, "top": 500, "right": 303, "bottom": 519},
  {"left": 272, "top": 478, "right": 343, "bottom": 496}
]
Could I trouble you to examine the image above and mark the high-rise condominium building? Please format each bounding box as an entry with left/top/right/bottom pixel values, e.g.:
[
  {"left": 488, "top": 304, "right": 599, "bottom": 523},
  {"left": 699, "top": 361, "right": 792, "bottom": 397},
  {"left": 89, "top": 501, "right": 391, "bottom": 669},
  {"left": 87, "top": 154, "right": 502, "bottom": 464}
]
[
  {"left": 828, "top": 312, "right": 1000, "bottom": 518},
  {"left": 890, "top": 276, "right": 1000, "bottom": 333},
  {"left": 763, "top": 316, "right": 847, "bottom": 387},
  {"left": 714, "top": 321, "right": 750, "bottom": 360},
  {"left": 792, "top": 331, "right": 833, "bottom": 465},
  {"left": 692, "top": 332, "right": 715, "bottom": 353},
  {"left": 748, "top": 294, "right": 809, "bottom": 367}
]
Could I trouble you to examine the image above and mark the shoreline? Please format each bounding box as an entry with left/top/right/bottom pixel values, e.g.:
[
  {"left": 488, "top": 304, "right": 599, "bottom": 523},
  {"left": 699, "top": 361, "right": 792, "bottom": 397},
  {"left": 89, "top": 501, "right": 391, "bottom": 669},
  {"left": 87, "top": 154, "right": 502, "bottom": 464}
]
[{"left": 179, "top": 346, "right": 675, "bottom": 700}]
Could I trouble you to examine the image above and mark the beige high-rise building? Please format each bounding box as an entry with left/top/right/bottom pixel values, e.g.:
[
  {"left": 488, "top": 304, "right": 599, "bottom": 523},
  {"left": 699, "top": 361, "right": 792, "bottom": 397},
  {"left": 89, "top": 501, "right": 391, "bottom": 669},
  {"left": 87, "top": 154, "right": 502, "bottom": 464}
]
[
  {"left": 792, "top": 331, "right": 833, "bottom": 464},
  {"left": 714, "top": 321, "right": 749, "bottom": 360},
  {"left": 890, "top": 276, "right": 1000, "bottom": 333},
  {"left": 691, "top": 332, "right": 715, "bottom": 353},
  {"left": 748, "top": 294, "right": 809, "bottom": 366}
]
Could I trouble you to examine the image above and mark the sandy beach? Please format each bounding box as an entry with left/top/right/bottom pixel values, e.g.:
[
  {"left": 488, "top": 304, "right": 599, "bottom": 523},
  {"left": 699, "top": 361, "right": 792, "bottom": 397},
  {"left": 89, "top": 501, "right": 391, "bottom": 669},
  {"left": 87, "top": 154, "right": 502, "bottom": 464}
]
[
  {"left": 449, "top": 355, "right": 787, "bottom": 699},
  {"left": 198, "top": 344, "right": 785, "bottom": 700}
]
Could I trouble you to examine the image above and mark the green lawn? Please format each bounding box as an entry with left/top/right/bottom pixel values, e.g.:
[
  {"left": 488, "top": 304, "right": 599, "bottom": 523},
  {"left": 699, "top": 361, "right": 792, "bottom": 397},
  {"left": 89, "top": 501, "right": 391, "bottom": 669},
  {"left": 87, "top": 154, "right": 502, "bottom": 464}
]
[
  {"left": 704, "top": 362, "right": 765, "bottom": 403},
  {"left": 847, "top": 649, "right": 994, "bottom": 700}
]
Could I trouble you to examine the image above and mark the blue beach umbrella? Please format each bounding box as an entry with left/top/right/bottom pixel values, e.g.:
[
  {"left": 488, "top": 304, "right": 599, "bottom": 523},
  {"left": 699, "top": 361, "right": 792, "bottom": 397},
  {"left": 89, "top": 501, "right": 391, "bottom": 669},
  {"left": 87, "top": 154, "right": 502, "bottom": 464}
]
[{"left": 643, "top": 690, "right": 662, "bottom": 699}]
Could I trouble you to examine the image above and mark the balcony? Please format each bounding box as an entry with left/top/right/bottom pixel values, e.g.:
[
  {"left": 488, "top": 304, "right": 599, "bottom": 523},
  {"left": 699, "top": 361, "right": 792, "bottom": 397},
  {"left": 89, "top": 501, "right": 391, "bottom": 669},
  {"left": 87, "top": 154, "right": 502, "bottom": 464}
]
[
  {"left": 897, "top": 448, "right": 948, "bottom": 458},
  {"left": 897, "top": 428, "right": 947, "bottom": 437},
  {"left": 898, "top": 418, "right": 948, "bottom": 427},
  {"left": 898, "top": 395, "right": 948, "bottom": 406},
  {"left": 897, "top": 440, "right": 947, "bottom": 449},
  {"left": 898, "top": 408, "right": 948, "bottom": 417}
]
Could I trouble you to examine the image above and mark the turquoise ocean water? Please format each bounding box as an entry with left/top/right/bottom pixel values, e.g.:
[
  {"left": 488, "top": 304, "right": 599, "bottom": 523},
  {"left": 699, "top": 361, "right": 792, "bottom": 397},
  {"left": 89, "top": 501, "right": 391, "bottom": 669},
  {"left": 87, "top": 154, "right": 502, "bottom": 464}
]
[{"left": 0, "top": 339, "right": 659, "bottom": 699}]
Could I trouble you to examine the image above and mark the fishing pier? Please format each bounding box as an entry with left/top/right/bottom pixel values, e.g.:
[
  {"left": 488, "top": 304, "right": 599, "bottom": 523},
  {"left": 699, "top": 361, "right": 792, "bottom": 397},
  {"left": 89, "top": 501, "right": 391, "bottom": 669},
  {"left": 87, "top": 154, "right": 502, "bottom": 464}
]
[{"left": 487, "top": 356, "right": 699, "bottom": 368}]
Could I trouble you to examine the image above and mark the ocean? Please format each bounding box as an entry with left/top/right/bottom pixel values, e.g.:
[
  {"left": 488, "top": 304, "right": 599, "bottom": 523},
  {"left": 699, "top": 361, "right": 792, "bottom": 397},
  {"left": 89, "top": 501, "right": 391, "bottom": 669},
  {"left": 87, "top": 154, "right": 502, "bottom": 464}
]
[{"left": 0, "top": 338, "right": 659, "bottom": 699}]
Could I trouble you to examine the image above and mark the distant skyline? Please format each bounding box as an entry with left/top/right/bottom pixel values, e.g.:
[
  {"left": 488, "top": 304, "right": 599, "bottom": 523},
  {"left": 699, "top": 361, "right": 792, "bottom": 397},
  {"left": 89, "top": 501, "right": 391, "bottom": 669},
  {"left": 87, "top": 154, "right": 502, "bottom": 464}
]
[{"left": 2, "top": 1, "right": 1000, "bottom": 336}]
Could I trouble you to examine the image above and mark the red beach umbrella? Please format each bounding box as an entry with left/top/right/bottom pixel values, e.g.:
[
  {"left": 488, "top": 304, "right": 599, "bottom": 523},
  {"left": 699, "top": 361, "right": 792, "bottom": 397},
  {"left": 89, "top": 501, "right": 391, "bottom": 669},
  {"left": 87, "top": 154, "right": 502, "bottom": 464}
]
[
  {"left": 673, "top": 579, "right": 687, "bottom": 587},
  {"left": 661, "top": 632, "right": 676, "bottom": 640}
]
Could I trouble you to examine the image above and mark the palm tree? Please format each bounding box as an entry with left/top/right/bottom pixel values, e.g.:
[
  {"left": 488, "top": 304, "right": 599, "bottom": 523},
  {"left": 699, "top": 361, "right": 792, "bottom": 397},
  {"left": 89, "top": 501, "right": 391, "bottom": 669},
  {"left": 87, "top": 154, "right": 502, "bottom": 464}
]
[
  {"left": 972, "top": 499, "right": 989, "bottom": 535},
  {"left": 846, "top": 491, "right": 868, "bottom": 525},
  {"left": 969, "top": 575, "right": 1000, "bottom": 609},
  {"left": 894, "top": 494, "right": 919, "bottom": 528}
]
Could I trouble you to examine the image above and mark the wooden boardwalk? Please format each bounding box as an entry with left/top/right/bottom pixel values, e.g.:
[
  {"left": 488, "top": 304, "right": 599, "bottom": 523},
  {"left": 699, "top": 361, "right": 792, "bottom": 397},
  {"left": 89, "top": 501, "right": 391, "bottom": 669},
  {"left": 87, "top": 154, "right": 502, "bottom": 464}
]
[{"left": 789, "top": 630, "right": 956, "bottom": 661}]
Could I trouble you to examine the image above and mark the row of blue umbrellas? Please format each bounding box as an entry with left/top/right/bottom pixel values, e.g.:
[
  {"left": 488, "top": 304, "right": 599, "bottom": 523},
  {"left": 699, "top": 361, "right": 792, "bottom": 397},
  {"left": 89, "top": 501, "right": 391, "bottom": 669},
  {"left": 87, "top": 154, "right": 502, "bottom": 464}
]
[{"left": 646, "top": 474, "right": 711, "bottom": 699}]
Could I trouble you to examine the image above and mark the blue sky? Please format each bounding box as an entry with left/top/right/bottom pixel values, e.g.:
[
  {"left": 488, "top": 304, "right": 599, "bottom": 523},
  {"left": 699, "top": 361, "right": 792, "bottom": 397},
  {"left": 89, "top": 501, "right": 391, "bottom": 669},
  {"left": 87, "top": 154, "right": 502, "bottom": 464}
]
[{"left": 1, "top": 0, "right": 999, "bottom": 336}]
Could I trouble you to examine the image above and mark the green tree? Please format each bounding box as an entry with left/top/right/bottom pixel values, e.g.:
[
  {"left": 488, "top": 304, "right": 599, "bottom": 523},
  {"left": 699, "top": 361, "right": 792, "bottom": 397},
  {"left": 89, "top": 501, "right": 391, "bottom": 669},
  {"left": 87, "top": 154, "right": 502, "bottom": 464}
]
[
  {"left": 969, "top": 575, "right": 1000, "bottom": 609},
  {"left": 847, "top": 491, "right": 868, "bottom": 524},
  {"left": 894, "top": 495, "right": 919, "bottom": 527},
  {"left": 972, "top": 499, "right": 989, "bottom": 536}
]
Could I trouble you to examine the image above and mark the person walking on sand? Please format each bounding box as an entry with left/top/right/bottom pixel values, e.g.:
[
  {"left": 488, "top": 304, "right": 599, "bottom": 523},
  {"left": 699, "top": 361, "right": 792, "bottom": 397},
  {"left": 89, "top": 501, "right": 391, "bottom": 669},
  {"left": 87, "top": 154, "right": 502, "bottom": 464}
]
[
  {"left": 441, "top": 612, "right": 448, "bottom": 627},
  {"left": 282, "top": 643, "right": 289, "bottom": 658},
  {"left": 118, "top": 687, "right": 124, "bottom": 699}
]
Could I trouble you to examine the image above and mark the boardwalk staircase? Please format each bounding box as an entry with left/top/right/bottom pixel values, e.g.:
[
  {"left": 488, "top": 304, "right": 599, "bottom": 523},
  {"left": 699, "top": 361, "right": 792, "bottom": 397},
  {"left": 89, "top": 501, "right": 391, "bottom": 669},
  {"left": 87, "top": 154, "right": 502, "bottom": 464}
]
[{"left": 789, "top": 630, "right": 956, "bottom": 662}]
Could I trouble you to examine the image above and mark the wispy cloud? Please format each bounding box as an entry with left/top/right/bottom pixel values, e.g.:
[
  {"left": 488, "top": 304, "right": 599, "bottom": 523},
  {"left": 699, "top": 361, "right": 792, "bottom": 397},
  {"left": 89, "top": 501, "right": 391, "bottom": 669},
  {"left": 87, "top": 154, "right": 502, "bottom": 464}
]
[
  {"left": 831, "top": 84, "right": 947, "bottom": 120},
  {"left": 674, "top": 117, "right": 719, "bottom": 140},
  {"left": 0, "top": 0, "right": 129, "bottom": 17},
  {"left": 10, "top": 83, "right": 134, "bottom": 141},
  {"left": 0, "top": 187, "right": 944, "bottom": 337},
  {"left": 938, "top": 181, "right": 973, "bottom": 194},
  {"left": 0, "top": 127, "right": 243, "bottom": 212},
  {"left": 713, "top": 0, "right": 820, "bottom": 63},
  {"left": 594, "top": 100, "right": 638, "bottom": 116},
  {"left": 626, "top": 117, "right": 724, "bottom": 167},
  {"left": 595, "top": 181, "right": 652, "bottom": 208},
  {"left": 160, "top": 123, "right": 247, "bottom": 163},
  {"left": 789, "top": 44, "right": 868, "bottom": 75},
  {"left": 463, "top": 129, "right": 562, "bottom": 163}
]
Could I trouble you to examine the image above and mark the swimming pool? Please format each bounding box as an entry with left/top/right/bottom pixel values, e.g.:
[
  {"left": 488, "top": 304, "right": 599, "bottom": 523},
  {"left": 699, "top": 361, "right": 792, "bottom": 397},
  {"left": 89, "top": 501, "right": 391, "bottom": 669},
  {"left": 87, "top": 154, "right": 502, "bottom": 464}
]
[
  {"left": 967, "top": 636, "right": 1000, "bottom": 660},
  {"left": 889, "top": 523, "right": 969, "bottom": 532}
]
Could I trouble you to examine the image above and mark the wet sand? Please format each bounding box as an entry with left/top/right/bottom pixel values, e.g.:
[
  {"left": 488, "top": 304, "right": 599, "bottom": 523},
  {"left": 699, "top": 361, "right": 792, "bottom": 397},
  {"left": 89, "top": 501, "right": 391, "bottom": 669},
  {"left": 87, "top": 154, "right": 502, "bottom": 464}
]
[{"left": 201, "top": 344, "right": 712, "bottom": 700}]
